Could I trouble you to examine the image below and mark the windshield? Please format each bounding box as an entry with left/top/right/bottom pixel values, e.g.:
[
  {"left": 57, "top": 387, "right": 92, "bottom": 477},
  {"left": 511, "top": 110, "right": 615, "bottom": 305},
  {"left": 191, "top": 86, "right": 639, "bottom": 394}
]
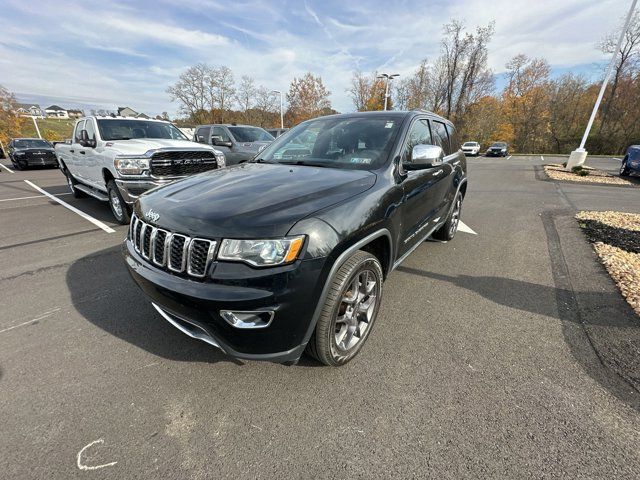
[
  {"left": 492, "top": 142, "right": 507, "bottom": 147},
  {"left": 228, "top": 126, "right": 274, "bottom": 142},
  {"left": 96, "top": 120, "right": 188, "bottom": 141},
  {"left": 14, "top": 139, "right": 51, "bottom": 148},
  {"left": 257, "top": 116, "right": 402, "bottom": 170},
  {"left": 463, "top": 142, "right": 478, "bottom": 147}
]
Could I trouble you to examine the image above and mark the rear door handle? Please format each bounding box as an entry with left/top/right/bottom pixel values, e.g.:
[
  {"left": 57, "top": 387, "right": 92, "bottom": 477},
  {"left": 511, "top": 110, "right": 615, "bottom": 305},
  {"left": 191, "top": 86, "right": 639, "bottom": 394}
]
[{"left": 69, "top": 149, "right": 75, "bottom": 153}]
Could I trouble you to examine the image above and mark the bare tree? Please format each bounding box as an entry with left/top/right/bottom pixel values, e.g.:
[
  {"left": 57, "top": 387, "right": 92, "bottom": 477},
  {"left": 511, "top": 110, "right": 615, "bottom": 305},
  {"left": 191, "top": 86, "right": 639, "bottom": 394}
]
[
  {"left": 166, "top": 63, "right": 210, "bottom": 122},
  {"left": 210, "top": 65, "right": 236, "bottom": 121},
  {"left": 348, "top": 71, "right": 371, "bottom": 111},
  {"left": 253, "top": 86, "right": 279, "bottom": 127},
  {"left": 236, "top": 75, "right": 257, "bottom": 122}
]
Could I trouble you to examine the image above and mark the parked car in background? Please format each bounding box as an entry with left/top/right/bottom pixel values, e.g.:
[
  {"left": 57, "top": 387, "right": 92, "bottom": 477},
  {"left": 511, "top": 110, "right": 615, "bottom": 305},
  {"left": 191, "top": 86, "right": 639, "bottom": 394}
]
[
  {"left": 194, "top": 124, "right": 274, "bottom": 164},
  {"left": 267, "top": 128, "right": 289, "bottom": 138},
  {"left": 125, "top": 110, "right": 467, "bottom": 366},
  {"left": 8, "top": 138, "right": 58, "bottom": 169},
  {"left": 620, "top": 145, "right": 640, "bottom": 177},
  {"left": 486, "top": 142, "right": 509, "bottom": 157},
  {"left": 55, "top": 117, "right": 225, "bottom": 224},
  {"left": 461, "top": 141, "right": 480, "bottom": 156}
]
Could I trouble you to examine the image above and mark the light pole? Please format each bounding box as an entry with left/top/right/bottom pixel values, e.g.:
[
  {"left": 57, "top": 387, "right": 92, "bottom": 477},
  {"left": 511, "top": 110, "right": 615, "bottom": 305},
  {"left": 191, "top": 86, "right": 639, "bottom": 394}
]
[
  {"left": 271, "top": 90, "right": 284, "bottom": 129},
  {"left": 31, "top": 115, "right": 42, "bottom": 139},
  {"left": 377, "top": 73, "right": 400, "bottom": 110},
  {"left": 566, "top": 0, "right": 638, "bottom": 171}
]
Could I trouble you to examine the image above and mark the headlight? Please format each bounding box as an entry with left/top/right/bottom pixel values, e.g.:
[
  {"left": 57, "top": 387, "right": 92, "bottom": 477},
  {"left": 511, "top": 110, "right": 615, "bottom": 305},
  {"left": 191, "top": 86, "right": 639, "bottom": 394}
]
[
  {"left": 215, "top": 152, "right": 226, "bottom": 168},
  {"left": 218, "top": 236, "right": 305, "bottom": 267},
  {"left": 114, "top": 156, "right": 149, "bottom": 175},
  {"left": 501, "top": 148, "right": 506, "bottom": 152}
]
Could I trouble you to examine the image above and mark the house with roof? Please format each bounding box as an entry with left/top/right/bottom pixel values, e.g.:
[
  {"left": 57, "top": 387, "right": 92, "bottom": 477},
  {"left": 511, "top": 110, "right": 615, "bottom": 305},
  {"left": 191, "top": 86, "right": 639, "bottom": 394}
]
[
  {"left": 15, "top": 103, "right": 44, "bottom": 118},
  {"left": 67, "top": 109, "right": 84, "bottom": 119},
  {"left": 45, "top": 105, "right": 69, "bottom": 119},
  {"left": 117, "top": 106, "right": 138, "bottom": 117}
]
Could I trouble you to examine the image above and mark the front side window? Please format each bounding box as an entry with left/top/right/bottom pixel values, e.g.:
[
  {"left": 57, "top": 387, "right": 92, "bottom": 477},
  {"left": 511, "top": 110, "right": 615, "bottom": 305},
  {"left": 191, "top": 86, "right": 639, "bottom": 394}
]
[
  {"left": 431, "top": 121, "right": 451, "bottom": 155},
  {"left": 84, "top": 119, "right": 96, "bottom": 141},
  {"left": 211, "top": 126, "right": 231, "bottom": 143},
  {"left": 74, "top": 120, "right": 85, "bottom": 143},
  {"left": 227, "top": 126, "right": 273, "bottom": 142},
  {"left": 260, "top": 116, "right": 402, "bottom": 170},
  {"left": 96, "top": 120, "right": 187, "bottom": 141},
  {"left": 402, "top": 119, "right": 432, "bottom": 163}
]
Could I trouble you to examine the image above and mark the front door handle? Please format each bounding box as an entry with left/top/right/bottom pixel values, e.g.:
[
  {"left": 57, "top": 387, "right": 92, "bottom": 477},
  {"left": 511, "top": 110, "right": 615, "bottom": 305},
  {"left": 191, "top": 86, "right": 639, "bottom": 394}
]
[
  {"left": 69, "top": 149, "right": 75, "bottom": 153},
  {"left": 79, "top": 151, "right": 85, "bottom": 155},
  {"left": 432, "top": 170, "right": 443, "bottom": 176}
]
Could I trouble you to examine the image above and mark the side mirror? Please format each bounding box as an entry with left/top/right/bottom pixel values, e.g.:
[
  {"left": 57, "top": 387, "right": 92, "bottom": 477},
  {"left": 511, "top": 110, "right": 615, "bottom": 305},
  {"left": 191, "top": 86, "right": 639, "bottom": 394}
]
[
  {"left": 80, "top": 130, "right": 96, "bottom": 148},
  {"left": 403, "top": 144, "right": 444, "bottom": 170},
  {"left": 212, "top": 136, "right": 233, "bottom": 148},
  {"left": 197, "top": 135, "right": 205, "bottom": 143}
]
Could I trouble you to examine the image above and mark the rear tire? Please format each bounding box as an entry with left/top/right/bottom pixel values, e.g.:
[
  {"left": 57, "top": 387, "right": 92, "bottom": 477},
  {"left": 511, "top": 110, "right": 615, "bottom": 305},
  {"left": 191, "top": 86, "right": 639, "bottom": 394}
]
[
  {"left": 432, "top": 191, "right": 463, "bottom": 241},
  {"left": 306, "top": 250, "right": 383, "bottom": 366},
  {"left": 107, "top": 180, "right": 131, "bottom": 224}
]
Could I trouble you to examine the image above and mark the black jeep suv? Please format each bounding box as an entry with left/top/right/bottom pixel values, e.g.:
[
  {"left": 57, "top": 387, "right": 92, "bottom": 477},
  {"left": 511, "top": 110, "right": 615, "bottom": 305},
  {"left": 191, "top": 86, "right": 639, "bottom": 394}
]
[{"left": 124, "top": 111, "right": 467, "bottom": 366}]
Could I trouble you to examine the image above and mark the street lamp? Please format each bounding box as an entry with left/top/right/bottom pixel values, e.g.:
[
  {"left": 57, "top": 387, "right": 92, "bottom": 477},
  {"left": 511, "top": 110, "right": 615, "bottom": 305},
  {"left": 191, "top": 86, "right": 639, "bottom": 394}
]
[
  {"left": 377, "top": 73, "right": 400, "bottom": 111},
  {"left": 566, "top": 0, "right": 638, "bottom": 171},
  {"left": 271, "top": 90, "right": 284, "bottom": 129}
]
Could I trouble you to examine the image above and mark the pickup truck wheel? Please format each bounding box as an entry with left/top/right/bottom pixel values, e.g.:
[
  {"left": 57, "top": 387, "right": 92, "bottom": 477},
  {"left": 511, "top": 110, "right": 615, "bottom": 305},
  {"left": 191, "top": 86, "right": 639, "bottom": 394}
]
[
  {"left": 65, "top": 169, "right": 85, "bottom": 198},
  {"left": 432, "top": 191, "right": 463, "bottom": 241},
  {"left": 12, "top": 158, "right": 23, "bottom": 170},
  {"left": 107, "top": 180, "right": 131, "bottom": 224},
  {"left": 306, "top": 250, "right": 383, "bottom": 366}
]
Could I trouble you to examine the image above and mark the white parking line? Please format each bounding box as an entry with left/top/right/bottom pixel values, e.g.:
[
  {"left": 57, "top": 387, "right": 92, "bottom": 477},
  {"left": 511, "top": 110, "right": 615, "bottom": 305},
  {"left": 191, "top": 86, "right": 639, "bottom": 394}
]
[
  {"left": 0, "top": 193, "right": 72, "bottom": 202},
  {"left": 506, "top": 155, "right": 512, "bottom": 160},
  {"left": 23, "top": 180, "right": 115, "bottom": 233},
  {"left": 0, "top": 163, "right": 15, "bottom": 174},
  {"left": 458, "top": 221, "right": 477, "bottom": 235},
  {"left": 541, "top": 155, "right": 544, "bottom": 162}
]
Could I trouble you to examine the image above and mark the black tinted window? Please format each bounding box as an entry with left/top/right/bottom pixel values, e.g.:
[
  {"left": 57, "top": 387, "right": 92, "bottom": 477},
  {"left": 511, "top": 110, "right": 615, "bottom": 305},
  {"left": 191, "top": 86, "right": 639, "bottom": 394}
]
[
  {"left": 431, "top": 121, "right": 450, "bottom": 155},
  {"left": 403, "top": 119, "right": 432, "bottom": 162},
  {"left": 446, "top": 124, "right": 460, "bottom": 152}
]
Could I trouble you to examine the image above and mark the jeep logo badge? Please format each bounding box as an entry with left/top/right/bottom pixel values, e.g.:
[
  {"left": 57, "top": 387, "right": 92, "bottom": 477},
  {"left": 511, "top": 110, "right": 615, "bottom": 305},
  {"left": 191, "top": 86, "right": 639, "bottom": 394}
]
[{"left": 145, "top": 209, "right": 160, "bottom": 222}]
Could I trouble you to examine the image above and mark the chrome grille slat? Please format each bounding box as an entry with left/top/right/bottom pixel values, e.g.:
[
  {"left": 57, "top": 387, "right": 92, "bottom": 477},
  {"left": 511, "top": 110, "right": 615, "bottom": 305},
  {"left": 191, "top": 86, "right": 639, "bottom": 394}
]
[{"left": 128, "top": 216, "right": 215, "bottom": 280}]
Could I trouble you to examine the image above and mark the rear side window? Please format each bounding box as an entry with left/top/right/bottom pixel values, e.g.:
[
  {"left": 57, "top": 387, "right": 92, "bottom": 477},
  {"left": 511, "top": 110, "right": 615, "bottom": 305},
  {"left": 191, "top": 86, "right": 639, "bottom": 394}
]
[
  {"left": 446, "top": 124, "right": 460, "bottom": 152},
  {"left": 74, "top": 120, "right": 85, "bottom": 143},
  {"left": 430, "top": 120, "right": 451, "bottom": 155}
]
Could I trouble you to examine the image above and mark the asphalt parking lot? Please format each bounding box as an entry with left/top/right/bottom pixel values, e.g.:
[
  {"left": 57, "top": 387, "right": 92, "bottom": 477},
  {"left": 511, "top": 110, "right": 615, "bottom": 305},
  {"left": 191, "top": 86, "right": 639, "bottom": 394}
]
[{"left": 1, "top": 156, "right": 639, "bottom": 479}]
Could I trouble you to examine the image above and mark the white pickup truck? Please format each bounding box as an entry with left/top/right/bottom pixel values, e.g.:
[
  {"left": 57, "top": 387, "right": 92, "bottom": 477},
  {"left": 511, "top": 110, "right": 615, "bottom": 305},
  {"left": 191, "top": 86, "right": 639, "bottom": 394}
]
[{"left": 55, "top": 116, "right": 225, "bottom": 224}]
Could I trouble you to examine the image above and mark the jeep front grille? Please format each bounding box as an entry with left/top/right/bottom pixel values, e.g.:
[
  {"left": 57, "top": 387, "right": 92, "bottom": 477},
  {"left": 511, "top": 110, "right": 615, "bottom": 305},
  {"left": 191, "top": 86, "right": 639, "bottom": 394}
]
[
  {"left": 150, "top": 150, "right": 218, "bottom": 177},
  {"left": 129, "top": 214, "right": 216, "bottom": 279}
]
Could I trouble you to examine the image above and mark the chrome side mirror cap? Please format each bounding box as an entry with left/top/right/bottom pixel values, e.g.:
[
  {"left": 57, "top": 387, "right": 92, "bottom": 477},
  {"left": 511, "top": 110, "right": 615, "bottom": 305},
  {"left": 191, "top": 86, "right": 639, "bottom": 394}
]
[{"left": 403, "top": 144, "right": 444, "bottom": 170}]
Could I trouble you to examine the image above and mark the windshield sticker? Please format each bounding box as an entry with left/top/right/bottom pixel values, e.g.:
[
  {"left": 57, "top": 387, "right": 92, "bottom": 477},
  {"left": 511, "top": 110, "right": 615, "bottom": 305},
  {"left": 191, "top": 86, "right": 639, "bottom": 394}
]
[
  {"left": 385, "top": 121, "right": 394, "bottom": 129},
  {"left": 350, "top": 157, "right": 372, "bottom": 164}
]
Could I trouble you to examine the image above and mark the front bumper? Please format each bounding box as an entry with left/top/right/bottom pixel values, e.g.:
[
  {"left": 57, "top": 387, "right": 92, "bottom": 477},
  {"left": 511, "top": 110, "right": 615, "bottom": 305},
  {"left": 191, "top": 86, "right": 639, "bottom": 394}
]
[
  {"left": 115, "top": 178, "right": 177, "bottom": 205},
  {"left": 486, "top": 151, "right": 506, "bottom": 156},
  {"left": 123, "top": 240, "right": 328, "bottom": 363}
]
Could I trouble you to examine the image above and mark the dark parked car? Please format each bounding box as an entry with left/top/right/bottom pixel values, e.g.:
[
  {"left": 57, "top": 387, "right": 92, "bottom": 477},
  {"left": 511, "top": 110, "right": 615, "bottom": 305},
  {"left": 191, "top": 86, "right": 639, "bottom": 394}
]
[
  {"left": 125, "top": 111, "right": 467, "bottom": 366},
  {"left": 485, "top": 142, "right": 509, "bottom": 157},
  {"left": 194, "top": 124, "right": 274, "bottom": 165},
  {"left": 620, "top": 145, "right": 640, "bottom": 177},
  {"left": 267, "top": 128, "right": 289, "bottom": 138},
  {"left": 8, "top": 138, "right": 58, "bottom": 169}
]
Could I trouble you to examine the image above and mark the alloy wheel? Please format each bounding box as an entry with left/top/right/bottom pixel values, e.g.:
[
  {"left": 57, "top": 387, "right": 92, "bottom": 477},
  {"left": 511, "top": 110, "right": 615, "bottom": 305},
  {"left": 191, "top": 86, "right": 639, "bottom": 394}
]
[
  {"left": 109, "top": 189, "right": 123, "bottom": 220},
  {"left": 333, "top": 268, "right": 380, "bottom": 352},
  {"left": 449, "top": 194, "right": 461, "bottom": 236},
  {"left": 66, "top": 174, "right": 75, "bottom": 193}
]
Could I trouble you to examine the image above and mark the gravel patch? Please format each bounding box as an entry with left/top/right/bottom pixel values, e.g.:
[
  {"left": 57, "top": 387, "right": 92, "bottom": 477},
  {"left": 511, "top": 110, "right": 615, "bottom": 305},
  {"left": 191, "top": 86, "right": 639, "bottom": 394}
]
[
  {"left": 577, "top": 211, "right": 640, "bottom": 316},
  {"left": 544, "top": 164, "right": 638, "bottom": 186}
]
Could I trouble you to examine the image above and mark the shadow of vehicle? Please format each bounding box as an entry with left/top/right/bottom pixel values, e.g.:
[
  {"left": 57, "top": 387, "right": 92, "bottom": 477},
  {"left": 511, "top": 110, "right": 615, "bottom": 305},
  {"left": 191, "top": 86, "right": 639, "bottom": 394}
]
[
  {"left": 66, "top": 245, "right": 323, "bottom": 367},
  {"left": 66, "top": 245, "right": 242, "bottom": 365},
  {"left": 396, "top": 265, "right": 640, "bottom": 411}
]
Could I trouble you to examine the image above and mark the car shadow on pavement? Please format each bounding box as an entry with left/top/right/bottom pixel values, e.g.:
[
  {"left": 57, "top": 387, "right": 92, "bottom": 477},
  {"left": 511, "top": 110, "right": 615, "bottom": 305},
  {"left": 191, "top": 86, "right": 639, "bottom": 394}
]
[{"left": 66, "top": 245, "right": 243, "bottom": 366}]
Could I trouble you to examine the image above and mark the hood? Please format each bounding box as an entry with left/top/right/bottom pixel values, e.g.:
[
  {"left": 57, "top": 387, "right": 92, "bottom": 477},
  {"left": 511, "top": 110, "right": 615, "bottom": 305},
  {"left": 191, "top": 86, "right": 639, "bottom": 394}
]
[
  {"left": 106, "top": 138, "right": 215, "bottom": 155},
  {"left": 136, "top": 162, "right": 376, "bottom": 238}
]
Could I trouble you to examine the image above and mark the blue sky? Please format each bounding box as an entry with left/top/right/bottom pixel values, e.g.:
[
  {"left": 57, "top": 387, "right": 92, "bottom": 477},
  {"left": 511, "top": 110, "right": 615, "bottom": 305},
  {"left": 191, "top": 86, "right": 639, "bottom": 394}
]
[{"left": 0, "top": 0, "right": 631, "bottom": 116}]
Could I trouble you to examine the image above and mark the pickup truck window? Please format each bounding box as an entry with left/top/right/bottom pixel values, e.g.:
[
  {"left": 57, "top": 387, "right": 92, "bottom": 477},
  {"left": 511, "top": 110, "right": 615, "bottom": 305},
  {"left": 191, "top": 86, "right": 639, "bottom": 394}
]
[
  {"left": 211, "top": 126, "right": 231, "bottom": 143},
  {"left": 96, "top": 120, "right": 187, "bottom": 141},
  {"left": 85, "top": 119, "right": 96, "bottom": 141},
  {"left": 228, "top": 126, "right": 273, "bottom": 142},
  {"left": 74, "top": 120, "right": 85, "bottom": 143}
]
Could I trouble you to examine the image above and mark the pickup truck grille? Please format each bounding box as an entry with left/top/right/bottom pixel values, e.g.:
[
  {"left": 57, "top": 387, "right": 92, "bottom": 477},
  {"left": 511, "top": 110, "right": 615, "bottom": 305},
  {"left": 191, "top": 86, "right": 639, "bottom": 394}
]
[
  {"left": 150, "top": 151, "right": 218, "bottom": 177},
  {"left": 129, "top": 214, "right": 216, "bottom": 279}
]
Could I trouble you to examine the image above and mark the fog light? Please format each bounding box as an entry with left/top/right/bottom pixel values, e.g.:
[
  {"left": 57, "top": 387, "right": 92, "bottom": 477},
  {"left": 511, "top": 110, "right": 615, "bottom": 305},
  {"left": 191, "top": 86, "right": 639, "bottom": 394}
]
[{"left": 220, "top": 310, "right": 274, "bottom": 329}]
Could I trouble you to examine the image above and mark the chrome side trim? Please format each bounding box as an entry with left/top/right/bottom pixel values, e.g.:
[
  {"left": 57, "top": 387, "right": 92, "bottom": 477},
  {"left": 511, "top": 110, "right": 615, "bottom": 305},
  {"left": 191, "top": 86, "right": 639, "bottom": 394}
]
[{"left": 152, "top": 303, "right": 221, "bottom": 349}]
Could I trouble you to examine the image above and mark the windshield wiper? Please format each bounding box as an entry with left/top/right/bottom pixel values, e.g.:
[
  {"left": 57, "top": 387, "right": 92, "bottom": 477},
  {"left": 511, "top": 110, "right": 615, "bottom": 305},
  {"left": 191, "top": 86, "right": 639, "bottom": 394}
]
[
  {"left": 279, "top": 160, "right": 331, "bottom": 168},
  {"left": 252, "top": 158, "right": 278, "bottom": 164}
]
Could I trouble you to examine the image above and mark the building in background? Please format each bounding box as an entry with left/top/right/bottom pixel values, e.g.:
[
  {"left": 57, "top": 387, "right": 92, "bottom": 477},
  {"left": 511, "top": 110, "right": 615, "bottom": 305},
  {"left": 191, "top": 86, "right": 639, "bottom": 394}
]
[
  {"left": 15, "top": 103, "right": 44, "bottom": 118},
  {"left": 44, "top": 105, "right": 69, "bottom": 118}
]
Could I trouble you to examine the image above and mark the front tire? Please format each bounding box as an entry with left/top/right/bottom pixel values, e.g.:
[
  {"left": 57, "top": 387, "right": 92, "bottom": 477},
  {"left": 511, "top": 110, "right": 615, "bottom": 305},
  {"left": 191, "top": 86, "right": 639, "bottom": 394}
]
[
  {"left": 432, "top": 191, "right": 463, "bottom": 241},
  {"left": 620, "top": 156, "right": 631, "bottom": 177},
  {"left": 107, "top": 180, "right": 131, "bottom": 224},
  {"left": 306, "top": 250, "right": 383, "bottom": 366}
]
